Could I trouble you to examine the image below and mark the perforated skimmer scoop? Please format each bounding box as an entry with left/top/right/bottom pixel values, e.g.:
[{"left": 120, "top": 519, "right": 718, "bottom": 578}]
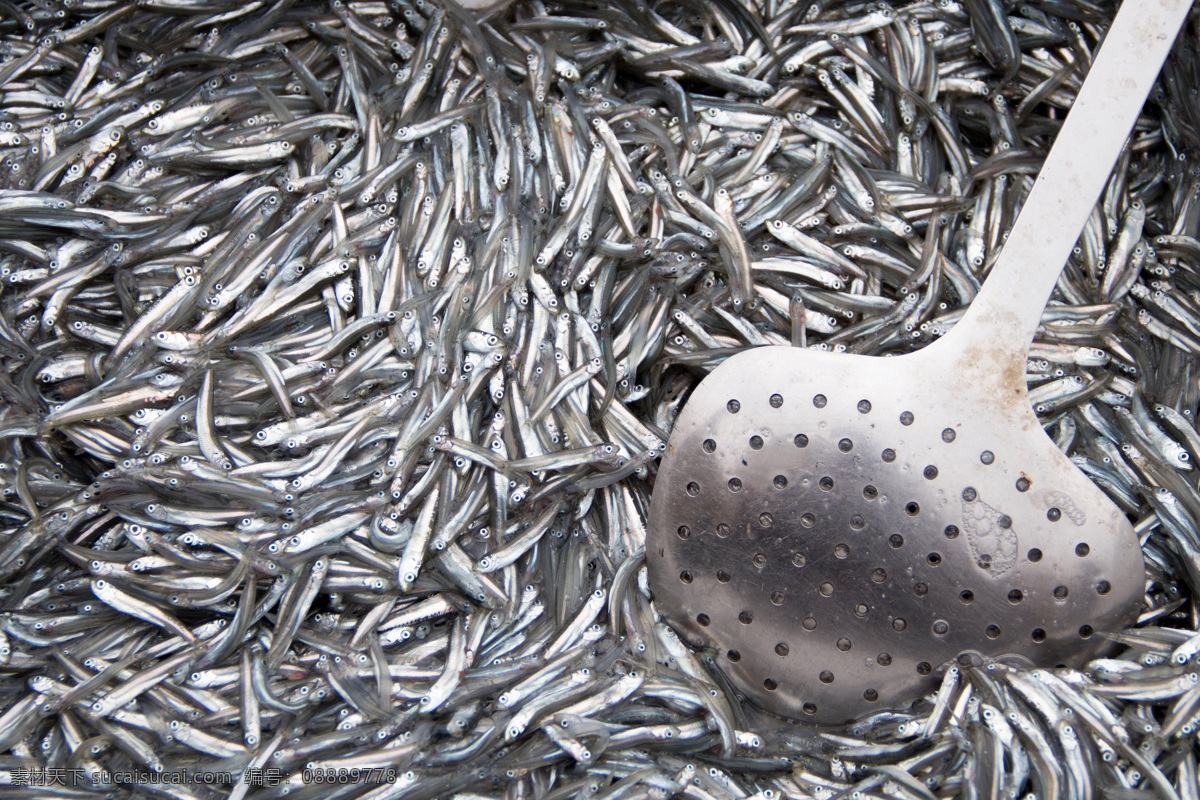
[{"left": 648, "top": 0, "right": 1191, "bottom": 724}]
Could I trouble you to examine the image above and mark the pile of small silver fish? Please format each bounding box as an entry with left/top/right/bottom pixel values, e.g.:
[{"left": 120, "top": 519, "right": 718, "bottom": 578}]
[{"left": 1, "top": 0, "right": 1199, "bottom": 797}]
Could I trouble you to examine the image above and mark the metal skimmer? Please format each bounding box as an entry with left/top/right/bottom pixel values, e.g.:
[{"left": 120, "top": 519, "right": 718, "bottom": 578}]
[{"left": 648, "top": 0, "right": 1191, "bottom": 724}]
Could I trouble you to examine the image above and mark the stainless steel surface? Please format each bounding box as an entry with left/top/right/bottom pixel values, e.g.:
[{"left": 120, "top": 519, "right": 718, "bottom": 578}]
[{"left": 647, "top": 0, "right": 1193, "bottom": 724}]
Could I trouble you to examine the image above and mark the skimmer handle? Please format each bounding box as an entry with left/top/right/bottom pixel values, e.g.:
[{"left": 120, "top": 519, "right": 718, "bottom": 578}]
[{"left": 943, "top": 0, "right": 1191, "bottom": 367}]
